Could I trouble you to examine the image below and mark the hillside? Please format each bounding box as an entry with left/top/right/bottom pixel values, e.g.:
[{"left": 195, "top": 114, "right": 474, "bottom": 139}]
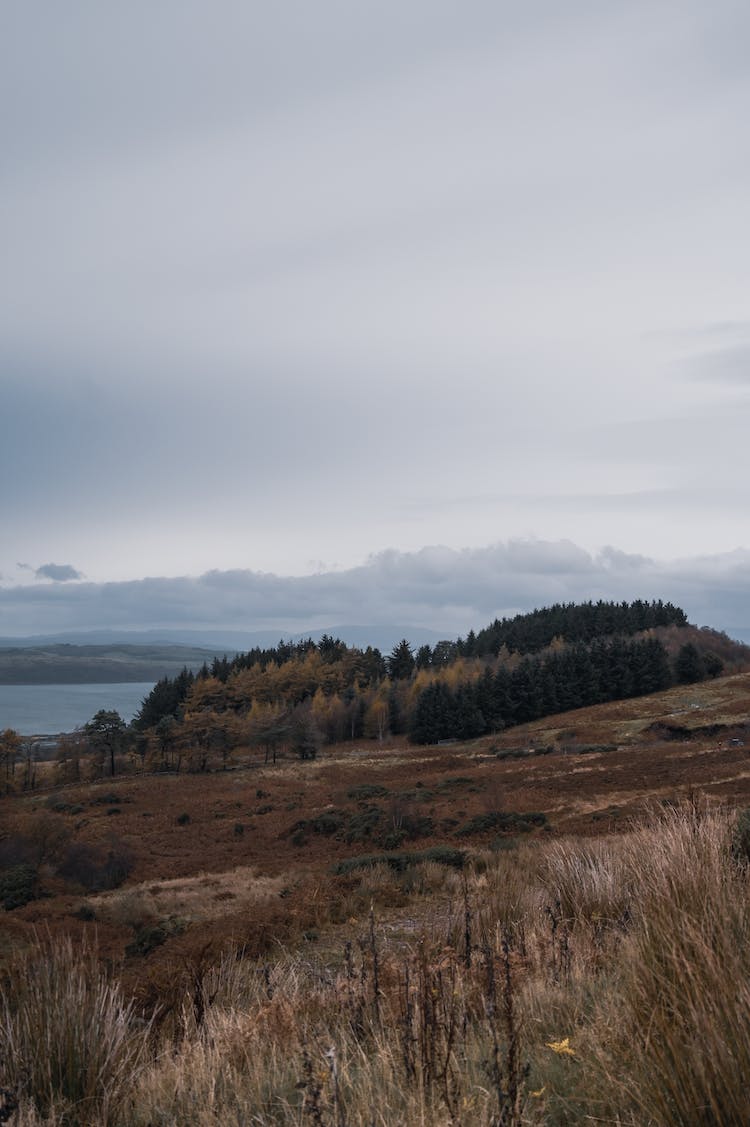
[
  {"left": 3, "top": 671, "right": 750, "bottom": 1122},
  {"left": 3, "top": 670, "right": 750, "bottom": 947},
  {"left": 131, "top": 601, "right": 750, "bottom": 760}
]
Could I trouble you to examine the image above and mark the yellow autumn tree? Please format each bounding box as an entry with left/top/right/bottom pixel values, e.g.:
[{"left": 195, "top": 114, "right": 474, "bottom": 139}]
[{"left": 363, "top": 678, "right": 392, "bottom": 741}]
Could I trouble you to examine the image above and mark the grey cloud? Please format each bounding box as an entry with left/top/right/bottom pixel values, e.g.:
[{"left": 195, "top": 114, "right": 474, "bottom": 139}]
[
  {"left": 1, "top": 539, "right": 749, "bottom": 641},
  {"left": 3, "top": 3, "right": 750, "bottom": 588},
  {"left": 689, "top": 344, "right": 750, "bottom": 384},
  {"left": 34, "top": 564, "right": 83, "bottom": 582}
]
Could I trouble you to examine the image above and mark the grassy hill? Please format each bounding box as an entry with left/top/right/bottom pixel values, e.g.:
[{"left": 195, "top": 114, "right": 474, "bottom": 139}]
[{"left": 2, "top": 673, "right": 750, "bottom": 1122}]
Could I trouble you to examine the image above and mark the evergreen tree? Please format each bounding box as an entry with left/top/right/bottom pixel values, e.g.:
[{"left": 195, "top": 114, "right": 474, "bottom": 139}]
[
  {"left": 703, "top": 651, "right": 724, "bottom": 679},
  {"left": 675, "top": 642, "right": 706, "bottom": 684},
  {"left": 387, "top": 639, "right": 416, "bottom": 680},
  {"left": 632, "top": 637, "right": 672, "bottom": 695},
  {"left": 85, "top": 710, "right": 128, "bottom": 777},
  {"left": 510, "top": 659, "right": 543, "bottom": 724},
  {"left": 455, "top": 682, "right": 485, "bottom": 739},
  {"left": 476, "top": 667, "right": 503, "bottom": 732},
  {"left": 133, "top": 667, "right": 195, "bottom": 730},
  {"left": 411, "top": 682, "right": 458, "bottom": 744}
]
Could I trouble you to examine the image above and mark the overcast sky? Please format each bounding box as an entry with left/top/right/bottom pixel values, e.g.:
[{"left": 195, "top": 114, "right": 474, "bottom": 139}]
[{"left": 2, "top": 2, "right": 750, "bottom": 639}]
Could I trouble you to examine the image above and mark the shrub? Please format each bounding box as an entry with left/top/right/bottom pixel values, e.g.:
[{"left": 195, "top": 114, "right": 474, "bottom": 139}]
[
  {"left": 0, "top": 835, "right": 37, "bottom": 870},
  {"left": 289, "top": 811, "right": 347, "bottom": 843},
  {"left": 45, "top": 798, "right": 83, "bottom": 814},
  {"left": 347, "top": 784, "right": 390, "bottom": 801},
  {"left": 333, "top": 845, "right": 467, "bottom": 876},
  {"left": 0, "top": 864, "right": 39, "bottom": 910},
  {"left": 126, "top": 924, "right": 169, "bottom": 957},
  {"left": 435, "top": 775, "right": 474, "bottom": 790},
  {"left": 344, "top": 807, "right": 382, "bottom": 843},
  {"left": 456, "top": 811, "right": 547, "bottom": 837},
  {"left": 495, "top": 747, "right": 528, "bottom": 760},
  {"left": 176, "top": 812, "right": 191, "bottom": 825},
  {"left": 57, "top": 840, "right": 134, "bottom": 892}
]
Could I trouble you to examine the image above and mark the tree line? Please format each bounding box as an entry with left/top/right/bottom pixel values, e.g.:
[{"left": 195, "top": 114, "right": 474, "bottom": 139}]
[
  {"left": 410, "top": 635, "right": 672, "bottom": 743},
  {"left": 105, "top": 601, "right": 728, "bottom": 770},
  {"left": 2, "top": 601, "right": 727, "bottom": 789}
]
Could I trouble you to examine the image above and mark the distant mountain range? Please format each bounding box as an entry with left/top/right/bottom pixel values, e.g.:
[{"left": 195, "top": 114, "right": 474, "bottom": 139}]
[{"left": 0, "top": 626, "right": 450, "bottom": 684}]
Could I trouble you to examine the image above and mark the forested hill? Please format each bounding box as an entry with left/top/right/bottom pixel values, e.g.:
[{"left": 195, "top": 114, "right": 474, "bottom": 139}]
[
  {"left": 471, "top": 599, "right": 687, "bottom": 655},
  {"left": 131, "top": 601, "right": 749, "bottom": 762}
]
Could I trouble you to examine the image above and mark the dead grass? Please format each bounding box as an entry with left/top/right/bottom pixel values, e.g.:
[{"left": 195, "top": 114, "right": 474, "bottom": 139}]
[
  {"left": 3, "top": 675, "right": 750, "bottom": 1120},
  {"left": 89, "top": 866, "right": 288, "bottom": 929},
  {"left": 2, "top": 805, "right": 750, "bottom": 1123}
]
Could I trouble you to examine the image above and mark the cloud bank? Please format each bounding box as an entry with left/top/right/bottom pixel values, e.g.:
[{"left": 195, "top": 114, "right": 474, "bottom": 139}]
[
  {"left": 3, "top": 3, "right": 750, "bottom": 586},
  {"left": 1, "top": 539, "right": 748, "bottom": 642}
]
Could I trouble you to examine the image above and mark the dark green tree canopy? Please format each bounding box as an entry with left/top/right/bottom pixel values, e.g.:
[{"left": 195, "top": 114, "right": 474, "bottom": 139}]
[{"left": 387, "top": 639, "right": 416, "bottom": 680}]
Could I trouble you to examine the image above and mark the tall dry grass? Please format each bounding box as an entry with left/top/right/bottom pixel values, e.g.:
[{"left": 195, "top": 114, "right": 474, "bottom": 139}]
[
  {"left": 0, "top": 933, "right": 149, "bottom": 1125},
  {"left": 587, "top": 805, "right": 750, "bottom": 1126},
  {"left": 3, "top": 804, "right": 750, "bottom": 1124}
]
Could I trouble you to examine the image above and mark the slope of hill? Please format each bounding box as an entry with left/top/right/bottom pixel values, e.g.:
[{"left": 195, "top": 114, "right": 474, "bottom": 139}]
[
  {"left": 3, "top": 672, "right": 750, "bottom": 1122},
  {"left": 4, "top": 668, "right": 750, "bottom": 933},
  {"left": 131, "top": 602, "right": 750, "bottom": 757}
]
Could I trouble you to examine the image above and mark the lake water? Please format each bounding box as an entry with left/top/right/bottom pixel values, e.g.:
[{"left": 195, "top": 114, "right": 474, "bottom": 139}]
[{"left": 0, "top": 683, "right": 155, "bottom": 735}]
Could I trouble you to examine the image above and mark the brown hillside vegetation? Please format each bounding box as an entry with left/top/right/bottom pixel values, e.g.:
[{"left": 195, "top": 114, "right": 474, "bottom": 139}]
[{"left": 2, "top": 673, "right": 750, "bottom": 1122}]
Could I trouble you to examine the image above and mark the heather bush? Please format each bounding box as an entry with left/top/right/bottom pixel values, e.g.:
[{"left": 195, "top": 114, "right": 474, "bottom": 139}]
[{"left": 57, "top": 839, "right": 134, "bottom": 892}]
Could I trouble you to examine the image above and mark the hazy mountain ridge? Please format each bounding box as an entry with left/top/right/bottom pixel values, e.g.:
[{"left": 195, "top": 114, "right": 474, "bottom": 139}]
[
  {"left": 0, "top": 627, "right": 449, "bottom": 684},
  {"left": 0, "top": 644, "right": 223, "bottom": 685}
]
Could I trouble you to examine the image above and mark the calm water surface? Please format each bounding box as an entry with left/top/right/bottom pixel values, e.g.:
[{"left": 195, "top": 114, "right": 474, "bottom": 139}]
[{"left": 0, "top": 683, "right": 154, "bottom": 735}]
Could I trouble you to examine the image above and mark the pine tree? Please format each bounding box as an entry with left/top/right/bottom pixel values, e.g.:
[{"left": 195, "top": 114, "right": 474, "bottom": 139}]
[{"left": 387, "top": 639, "right": 415, "bottom": 680}]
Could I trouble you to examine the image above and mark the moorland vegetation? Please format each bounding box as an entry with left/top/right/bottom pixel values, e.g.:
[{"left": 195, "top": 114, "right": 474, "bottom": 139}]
[
  {"left": 1, "top": 600, "right": 750, "bottom": 1123},
  {"left": 2, "top": 802, "right": 750, "bottom": 1124}
]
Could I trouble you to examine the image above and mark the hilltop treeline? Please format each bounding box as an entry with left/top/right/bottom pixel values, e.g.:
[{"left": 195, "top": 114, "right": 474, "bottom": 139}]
[
  {"left": 472, "top": 598, "right": 687, "bottom": 656},
  {"left": 124, "top": 600, "right": 730, "bottom": 764}
]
